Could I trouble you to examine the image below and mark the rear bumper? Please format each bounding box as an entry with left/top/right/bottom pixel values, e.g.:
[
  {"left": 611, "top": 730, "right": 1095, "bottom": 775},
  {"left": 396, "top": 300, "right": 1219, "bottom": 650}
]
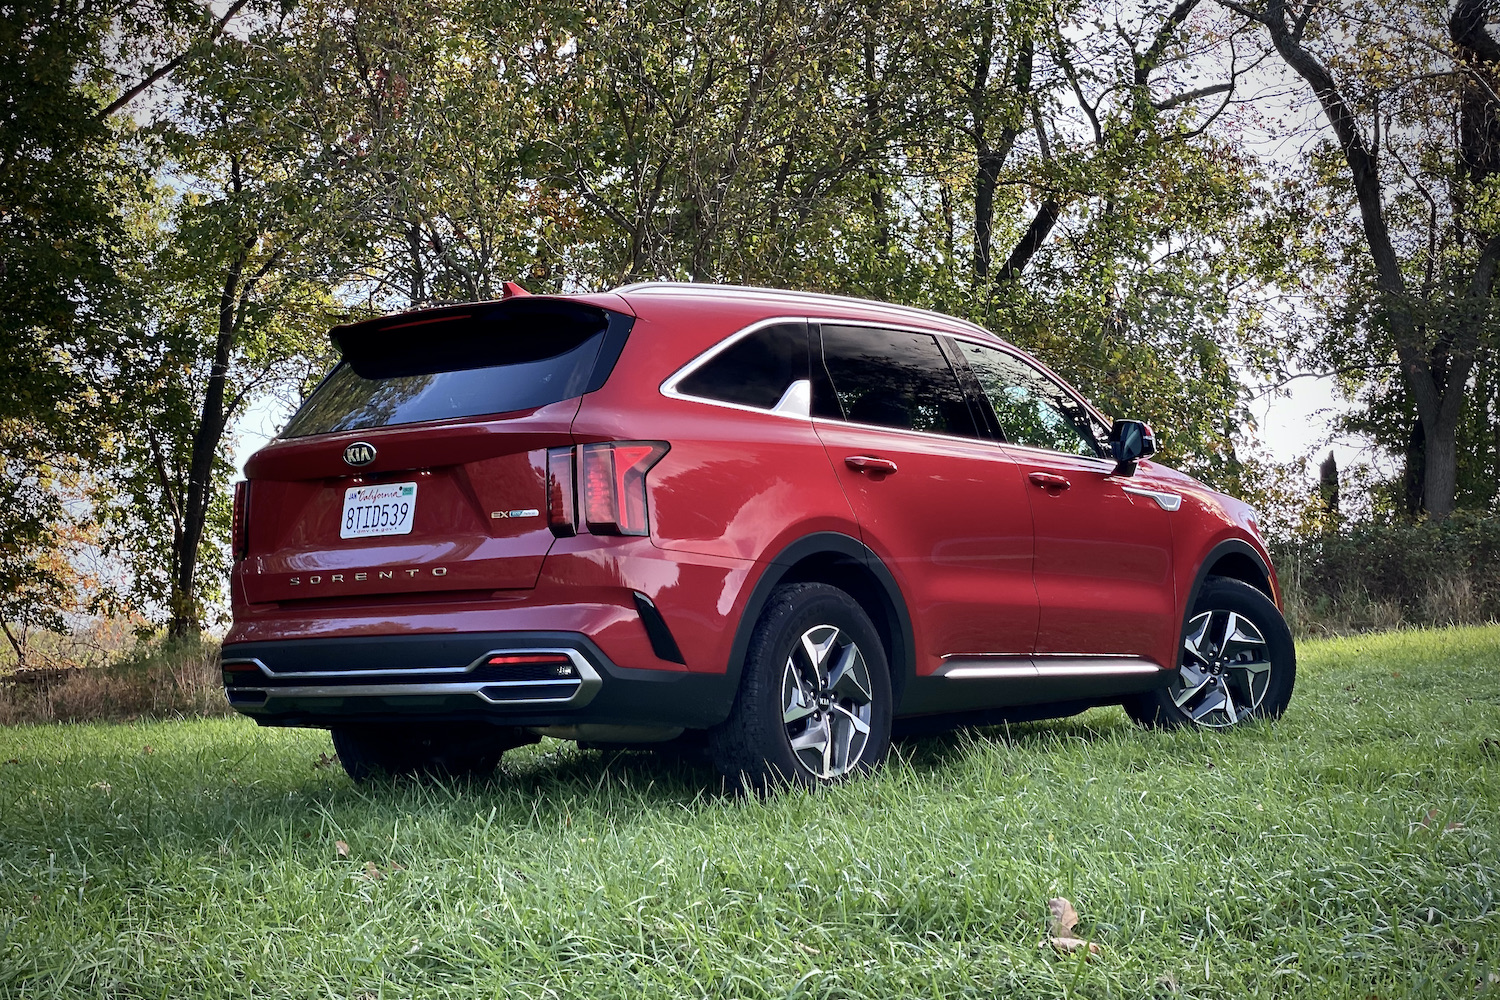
[{"left": 222, "top": 631, "right": 737, "bottom": 730}]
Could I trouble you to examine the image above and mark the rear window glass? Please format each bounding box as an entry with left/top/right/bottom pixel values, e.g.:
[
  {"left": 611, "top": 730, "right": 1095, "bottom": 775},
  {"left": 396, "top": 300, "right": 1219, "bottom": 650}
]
[
  {"left": 814, "top": 325, "right": 978, "bottom": 438},
  {"left": 282, "top": 301, "right": 617, "bottom": 438},
  {"left": 675, "top": 322, "right": 808, "bottom": 409}
]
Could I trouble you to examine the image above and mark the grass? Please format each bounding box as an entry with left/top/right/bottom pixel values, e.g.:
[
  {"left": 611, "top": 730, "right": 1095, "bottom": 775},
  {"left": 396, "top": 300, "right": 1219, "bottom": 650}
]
[{"left": 1, "top": 626, "right": 1497, "bottom": 998}]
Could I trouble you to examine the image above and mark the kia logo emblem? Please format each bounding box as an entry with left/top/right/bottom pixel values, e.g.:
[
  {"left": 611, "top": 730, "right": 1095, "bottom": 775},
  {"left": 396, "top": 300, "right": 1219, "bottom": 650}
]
[{"left": 343, "top": 442, "right": 376, "bottom": 467}]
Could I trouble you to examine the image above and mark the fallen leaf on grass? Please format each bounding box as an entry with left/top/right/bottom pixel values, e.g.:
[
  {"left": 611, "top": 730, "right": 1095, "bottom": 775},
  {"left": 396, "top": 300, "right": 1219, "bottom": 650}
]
[
  {"left": 335, "top": 840, "right": 349, "bottom": 857},
  {"left": 1046, "top": 897, "right": 1102, "bottom": 956},
  {"left": 1415, "top": 808, "right": 1442, "bottom": 832},
  {"left": 314, "top": 752, "right": 338, "bottom": 770},
  {"left": 1048, "top": 936, "right": 1101, "bottom": 955},
  {"left": 363, "top": 861, "right": 383, "bottom": 880},
  {"left": 142, "top": 746, "right": 154, "bottom": 755},
  {"left": 1049, "top": 897, "right": 1079, "bottom": 936}
]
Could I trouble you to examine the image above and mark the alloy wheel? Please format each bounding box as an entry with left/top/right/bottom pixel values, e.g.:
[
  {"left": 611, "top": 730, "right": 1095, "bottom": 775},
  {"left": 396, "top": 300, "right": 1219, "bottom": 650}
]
[
  {"left": 780, "top": 624, "right": 874, "bottom": 778},
  {"left": 1171, "top": 609, "right": 1274, "bottom": 728}
]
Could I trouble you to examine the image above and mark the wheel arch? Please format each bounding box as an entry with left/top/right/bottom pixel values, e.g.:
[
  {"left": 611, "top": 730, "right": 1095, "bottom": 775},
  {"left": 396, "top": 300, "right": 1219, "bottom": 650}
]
[
  {"left": 726, "top": 532, "right": 916, "bottom": 709},
  {"left": 1186, "top": 539, "right": 1274, "bottom": 618}
]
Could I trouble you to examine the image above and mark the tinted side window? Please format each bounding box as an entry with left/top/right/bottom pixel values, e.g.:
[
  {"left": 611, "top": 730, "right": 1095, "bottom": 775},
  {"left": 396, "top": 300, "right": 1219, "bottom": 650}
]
[
  {"left": 675, "top": 322, "right": 808, "bottom": 409},
  {"left": 815, "top": 325, "right": 978, "bottom": 437},
  {"left": 957, "top": 342, "right": 1102, "bottom": 457}
]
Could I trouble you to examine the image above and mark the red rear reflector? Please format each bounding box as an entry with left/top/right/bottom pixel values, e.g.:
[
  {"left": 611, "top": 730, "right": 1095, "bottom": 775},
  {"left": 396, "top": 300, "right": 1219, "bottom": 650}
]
[
  {"left": 485, "top": 653, "right": 573, "bottom": 667},
  {"left": 581, "top": 441, "right": 668, "bottom": 536},
  {"left": 546, "top": 447, "right": 576, "bottom": 537},
  {"left": 232, "top": 481, "right": 250, "bottom": 561}
]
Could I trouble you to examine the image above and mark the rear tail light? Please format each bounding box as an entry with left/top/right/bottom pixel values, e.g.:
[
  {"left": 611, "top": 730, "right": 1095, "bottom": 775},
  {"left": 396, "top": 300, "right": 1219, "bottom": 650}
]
[
  {"left": 581, "top": 441, "right": 668, "bottom": 536},
  {"left": 546, "top": 442, "right": 668, "bottom": 537},
  {"left": 232, "top": 481, "right": 250, "bottom": 561},
  {"left": 546, "top": 447, "right": 576, "bottom": 537}
]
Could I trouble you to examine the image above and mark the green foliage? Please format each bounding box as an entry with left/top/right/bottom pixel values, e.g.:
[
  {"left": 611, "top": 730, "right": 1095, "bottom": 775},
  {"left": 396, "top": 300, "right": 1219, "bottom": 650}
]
[
  {"left": 1272, "top": 512, "right": 1500, "bottom": 635},
  {"left": 17, "top": 0, "right": 1498, "bottom": 632},
  {"left": 0, "top": 0, "right": 128, "bottom": 640}
]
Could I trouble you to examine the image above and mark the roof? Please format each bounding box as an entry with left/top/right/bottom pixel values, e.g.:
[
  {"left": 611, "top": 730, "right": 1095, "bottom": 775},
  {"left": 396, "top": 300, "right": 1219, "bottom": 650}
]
[{"left": 611, "top": 281, "right": 998, "bottom": 341}]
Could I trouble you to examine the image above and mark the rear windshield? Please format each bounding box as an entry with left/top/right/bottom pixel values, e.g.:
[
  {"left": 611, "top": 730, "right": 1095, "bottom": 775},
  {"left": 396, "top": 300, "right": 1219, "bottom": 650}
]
[{"left": 282, "top": 300, "right": 623, "bottom": 438}]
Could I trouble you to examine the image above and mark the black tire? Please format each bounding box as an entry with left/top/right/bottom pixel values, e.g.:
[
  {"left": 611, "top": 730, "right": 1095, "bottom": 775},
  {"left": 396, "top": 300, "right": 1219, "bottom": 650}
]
[
  {"left": 708, "top": 582, "right": 893, "bottom": 791},
  {"left": 1126, "top": 577, "right": 1296, "bottom": 728},
  {"left": 330, "top": 724, "right": 532, "bottom": 782}
]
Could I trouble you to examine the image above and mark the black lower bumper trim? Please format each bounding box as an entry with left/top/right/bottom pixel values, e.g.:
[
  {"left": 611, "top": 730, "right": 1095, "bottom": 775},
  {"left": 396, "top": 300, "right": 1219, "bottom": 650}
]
[{"left": 221, "top": 631, "right": 736, "bottom": 730}]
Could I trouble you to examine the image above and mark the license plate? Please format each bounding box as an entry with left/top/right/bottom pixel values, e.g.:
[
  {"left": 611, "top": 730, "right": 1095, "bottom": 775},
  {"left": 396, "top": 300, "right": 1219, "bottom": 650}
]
[{"left": 341, "top": 482, "right": 418, "bottom": 539}]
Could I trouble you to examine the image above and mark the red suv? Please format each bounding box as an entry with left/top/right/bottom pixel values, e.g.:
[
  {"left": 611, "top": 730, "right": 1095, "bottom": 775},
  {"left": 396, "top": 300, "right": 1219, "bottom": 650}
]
[{"left": 223, "top": 283, "right": 1295, "bottom": 787}]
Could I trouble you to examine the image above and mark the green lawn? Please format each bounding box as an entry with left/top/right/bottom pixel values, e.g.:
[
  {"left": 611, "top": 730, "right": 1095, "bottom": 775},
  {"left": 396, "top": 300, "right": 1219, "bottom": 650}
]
[{"left": 2, "top": 627, "right": 1497, "bottom": 999}]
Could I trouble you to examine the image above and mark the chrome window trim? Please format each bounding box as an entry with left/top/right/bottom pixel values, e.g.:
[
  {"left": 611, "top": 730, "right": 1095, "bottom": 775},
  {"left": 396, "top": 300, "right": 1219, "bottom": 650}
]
[
  {"left": 659, "top": 316, "right": 815, "bottom": 421},
  {"left": 659, "top": 313, "right": 1119, "bottom": 461}
]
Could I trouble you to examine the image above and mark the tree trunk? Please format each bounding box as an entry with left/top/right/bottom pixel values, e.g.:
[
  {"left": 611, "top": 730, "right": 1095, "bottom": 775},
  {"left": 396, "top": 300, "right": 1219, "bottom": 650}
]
[
  {"left": 1403, "top": 418, "right": 1425, "bottom": 519},
  {"left": 1423, "top": 419, "right": 1460, "bottom": 518},
  {"left": 969, "top": 26, "right": 1032, "bottom": 285},
  {"left": 167, "top": 164, "right": 253, "bottom": 637}
]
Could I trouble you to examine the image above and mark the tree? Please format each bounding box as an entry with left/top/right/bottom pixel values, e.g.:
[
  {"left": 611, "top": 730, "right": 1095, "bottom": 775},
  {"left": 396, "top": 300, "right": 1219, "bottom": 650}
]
[
  {"left": 1224, "top": 0, "right": 1500, "bottom": 517},
  {"left": 100, "top": 23, "right": 343, "bottom": 635},
  {"left": 0, "top": 0, "right": 131, "bottom": 650}
]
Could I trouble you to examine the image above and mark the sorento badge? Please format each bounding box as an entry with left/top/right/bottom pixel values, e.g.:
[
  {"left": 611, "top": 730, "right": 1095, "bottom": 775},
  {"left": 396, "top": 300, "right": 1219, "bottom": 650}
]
[{"left": 343, "top": 442, "right": 376, "bottom": 467}]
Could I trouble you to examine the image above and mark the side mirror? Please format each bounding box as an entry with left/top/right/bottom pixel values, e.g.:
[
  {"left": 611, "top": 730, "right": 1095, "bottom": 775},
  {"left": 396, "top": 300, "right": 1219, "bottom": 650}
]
[{"left": 1108, "top": 419, "right": 1156, "bottom": 476}]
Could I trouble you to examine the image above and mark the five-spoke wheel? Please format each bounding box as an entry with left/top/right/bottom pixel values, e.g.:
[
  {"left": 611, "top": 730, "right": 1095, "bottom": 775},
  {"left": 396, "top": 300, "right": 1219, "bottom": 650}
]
[
  {"left": 780, "top": 623, "right": 875, "bottom": 779},
  {"left": 1127, "top": 576, "right": 1295, "bottom": 729},
  {"left": 710, "top": 583, "right": 892, "bottom": 790}
]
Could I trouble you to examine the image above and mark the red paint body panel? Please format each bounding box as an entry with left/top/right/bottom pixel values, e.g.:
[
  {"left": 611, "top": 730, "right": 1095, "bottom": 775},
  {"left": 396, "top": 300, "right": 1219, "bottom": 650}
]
[
  {"left": 813, "top": 419, "right": 1038, "bottom": 677},
  {"left": 1001, "top": 445, "right": 1178, "bottom": 669}
]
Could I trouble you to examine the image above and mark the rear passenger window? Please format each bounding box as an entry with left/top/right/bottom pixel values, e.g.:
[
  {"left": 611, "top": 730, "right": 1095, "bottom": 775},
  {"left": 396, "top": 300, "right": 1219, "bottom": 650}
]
[
  {"left": 675, "top": 322, "right": 808, "bottom": 409},
  {"left": 814, "top": 325, "right": 978, "bottom": 437}
]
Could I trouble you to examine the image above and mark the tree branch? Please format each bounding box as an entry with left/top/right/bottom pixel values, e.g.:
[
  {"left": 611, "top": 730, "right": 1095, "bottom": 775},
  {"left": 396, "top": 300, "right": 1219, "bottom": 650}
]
[{"left": 98, "top": 0, "right": 253, "bottom": 120}]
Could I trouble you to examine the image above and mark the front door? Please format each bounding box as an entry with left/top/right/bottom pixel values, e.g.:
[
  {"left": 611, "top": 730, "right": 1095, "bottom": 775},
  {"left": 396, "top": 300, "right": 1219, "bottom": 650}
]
[{"left": 951, "top": 340, "right": 1178, "bottom": 664}]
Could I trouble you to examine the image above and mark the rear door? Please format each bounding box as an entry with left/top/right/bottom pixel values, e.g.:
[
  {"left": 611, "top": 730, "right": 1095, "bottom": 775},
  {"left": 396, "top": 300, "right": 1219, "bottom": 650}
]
[
  {"left": 950, "top": 340, "right": 1177, "bottom": 662},
  {"left": 239, "top": 298, "right": 630, "bottom": 604},
  {"left": 810, "top": 323, "right": 1038, "bottom": 675}
]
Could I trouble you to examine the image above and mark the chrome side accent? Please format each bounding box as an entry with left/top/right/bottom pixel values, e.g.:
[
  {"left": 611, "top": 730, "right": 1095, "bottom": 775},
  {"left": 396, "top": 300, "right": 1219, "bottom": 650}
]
[
  {"left": 1122, "top": 486, "right": 1183, "bottom": 511},
  {"left": 941, "top": 661, "right": 1036, "bottom": 681},
  {"left": 937, "top": 654, "right": 1165, "bottom": 681}
]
